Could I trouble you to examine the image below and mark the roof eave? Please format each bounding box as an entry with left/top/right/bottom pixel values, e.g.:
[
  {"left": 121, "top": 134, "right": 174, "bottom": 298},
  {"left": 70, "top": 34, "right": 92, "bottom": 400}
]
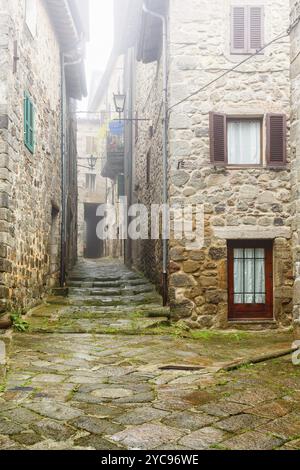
[{"left": 44, "top": 0, "right": 80, "bottom": 52}]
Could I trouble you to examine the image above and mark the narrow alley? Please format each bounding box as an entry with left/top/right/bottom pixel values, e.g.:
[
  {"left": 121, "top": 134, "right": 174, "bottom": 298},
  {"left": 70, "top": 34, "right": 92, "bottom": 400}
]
[{"left": 0, "top": 259, "right": 300, "bottom": 450}]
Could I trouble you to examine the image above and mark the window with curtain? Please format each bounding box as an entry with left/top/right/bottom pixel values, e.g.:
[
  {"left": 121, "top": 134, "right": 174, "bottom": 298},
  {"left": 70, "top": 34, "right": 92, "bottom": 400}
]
[
  {"left": 86, "top": 174, "right": 96, "bottom": 192},
  {"left": 227, "top": 120, "right": 261, "bottom": 165},
  {"left": 233, "top": 248, "right": 266, "bottom": 305},
  {"left": 86, "top": 136, "right": 97, "bottom": 154}
]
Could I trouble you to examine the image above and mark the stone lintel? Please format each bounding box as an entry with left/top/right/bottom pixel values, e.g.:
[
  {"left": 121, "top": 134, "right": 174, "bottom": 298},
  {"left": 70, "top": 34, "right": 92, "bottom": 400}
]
[{"left": 213, "top": 226, "right": 291, "bottom": 240}]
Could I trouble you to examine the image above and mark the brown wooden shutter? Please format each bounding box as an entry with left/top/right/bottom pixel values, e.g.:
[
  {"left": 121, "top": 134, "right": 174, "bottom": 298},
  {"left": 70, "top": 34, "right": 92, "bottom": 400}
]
[
  {"left": 266, "top": 114, "right": 287, "bottom": 167},
  {"left": 210, "top": 112, "right": 227, "bottom": 165},
  {"left": 231, "top": 6, "right": 246, "bottom": 54},
  {"left": 249, "top": 6, "right": 264, "bottom": 52}
]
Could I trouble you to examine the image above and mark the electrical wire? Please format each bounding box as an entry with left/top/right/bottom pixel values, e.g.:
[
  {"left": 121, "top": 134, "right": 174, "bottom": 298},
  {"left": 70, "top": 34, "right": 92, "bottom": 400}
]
[{"left": 168, "top": 15, "right": 300, "bottom": 113}]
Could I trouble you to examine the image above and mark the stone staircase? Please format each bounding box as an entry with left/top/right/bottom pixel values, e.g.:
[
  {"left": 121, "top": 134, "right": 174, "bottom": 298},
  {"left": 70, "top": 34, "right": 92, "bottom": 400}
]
[{"left": 29, "top": 259, "right": 170, "bottom": 335}]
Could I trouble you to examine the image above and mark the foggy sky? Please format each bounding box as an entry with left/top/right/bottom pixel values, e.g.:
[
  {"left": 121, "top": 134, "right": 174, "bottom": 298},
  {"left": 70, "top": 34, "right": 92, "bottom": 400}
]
[{"left": 81, "top": 0, "right": 114, "bottom": 109}]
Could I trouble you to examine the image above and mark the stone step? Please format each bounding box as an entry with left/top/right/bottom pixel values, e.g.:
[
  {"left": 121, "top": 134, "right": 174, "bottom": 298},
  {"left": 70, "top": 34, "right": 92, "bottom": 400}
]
[
  {"left": 37, "top": 302, "right": 170, "bottom": 319},
  {"left": 68, "top": 285, "right": 155, "bottom": 297},
  {"left": 47, "top": 295, "right": 162, "bottom": 308},
  {"left": 68, "top": 273, "right": 142, "bottom": 283},
  {"left": 94, "top": 279, "right": 147, "bottom": 288},
  {"left": 68, "top": 287, "right": 123, "bottom": 297},
  {"left": 28, "top": 316, "right": 170, "bottom": 335},
  {"left": 67, "top": 279, "right": 150, "bottom": 289},
  {"left": 68, "top": 276, "right": 122, "bottom": 283}
]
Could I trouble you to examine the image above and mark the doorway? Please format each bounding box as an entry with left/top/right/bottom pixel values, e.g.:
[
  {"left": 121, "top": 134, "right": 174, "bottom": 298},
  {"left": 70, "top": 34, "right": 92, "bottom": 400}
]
[
  {"left": 228, "top": 240, "right": 273, "bottom": 321},
  {"left": 84, "top": 203, "right": 103, "bottom": 259}
]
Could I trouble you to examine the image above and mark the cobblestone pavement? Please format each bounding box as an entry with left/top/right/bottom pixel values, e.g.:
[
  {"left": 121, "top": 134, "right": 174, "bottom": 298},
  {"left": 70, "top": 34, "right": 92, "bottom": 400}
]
[{"left": 0, "top": 260, "right": 300, "bottom": 450}]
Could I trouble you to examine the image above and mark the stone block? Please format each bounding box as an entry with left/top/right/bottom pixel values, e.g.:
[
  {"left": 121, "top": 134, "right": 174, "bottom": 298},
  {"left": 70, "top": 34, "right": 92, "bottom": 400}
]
[
  {"left": 182, "top": 260, "right": 199, "bottom": 273},
  {"left": 171, "top": 171, "right": 190, "bottom": 187},
  {"left": 0, "top": 192, "right": 9, "bottom": 209},
  {"left": 0, "top": 258, "right": 11, "bottom": 273},
  {"left": 170, "top": 298, "right": 194, "bottom": 319},
  {"left": 209, "top": 247, "right": 226, "bottom": 260},
  {"left": 169, "top": 246, "right": 187, "bottom": 262},
  {"left": 293, "top": 279, "right": 300, "bottom": 305},
  {"left": 0, "top": 245, "right": 7, "bottom": 258},
  {"left": 170, "top": 272, "right": 197, "bottom": 287},
  {"left": 0, "top": 115, "right": 8, "bottom": 129}
]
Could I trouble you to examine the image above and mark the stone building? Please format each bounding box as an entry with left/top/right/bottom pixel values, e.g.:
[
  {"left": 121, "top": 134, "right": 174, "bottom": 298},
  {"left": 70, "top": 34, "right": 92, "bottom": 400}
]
[
  {"left": 112, "top": 0, "right": 294, "bottom": 329},
  {"left": 290, "top": 0, "right": 300, "bottom": 335},
  {"left": 0, "top": 0, "right": 88, "bottom": 313},
  {"left": 77, "top": 116, "right": 106, "bottom": 259},
  {"left": 90, "top": 54, "right": 126, "bottom": 259}
]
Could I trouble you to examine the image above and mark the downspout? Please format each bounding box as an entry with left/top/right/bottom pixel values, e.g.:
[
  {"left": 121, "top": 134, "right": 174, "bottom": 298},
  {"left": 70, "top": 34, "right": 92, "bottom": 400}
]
[
  {"left": 127, "top": 48, "right": 134, "bottom": 267},
  {"left": 142, "top": 3, "right": 169, "bottom": 306},
  {"left": 60, "top": 53, "right": 66, "bottom": 287}
]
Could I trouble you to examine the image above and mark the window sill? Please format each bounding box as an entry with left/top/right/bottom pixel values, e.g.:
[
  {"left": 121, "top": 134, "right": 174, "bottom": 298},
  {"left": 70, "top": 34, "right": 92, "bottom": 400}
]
[
  {"left": 230, "top": 51, "right": 264, "bottom": 56},
  {"left": 211, "top": 165, "right": 288, "bottom": 170},
  {"left": 226, "top": 164, "right": 263, "bottom": 169}
]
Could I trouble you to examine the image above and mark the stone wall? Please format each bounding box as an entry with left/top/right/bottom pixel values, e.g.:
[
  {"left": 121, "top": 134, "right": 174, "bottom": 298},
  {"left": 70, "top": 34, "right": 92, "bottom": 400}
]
[
  {"left": 131, "top": 52, "right": 164, "bottom": 290},
  {"left": 64, "top": 98, "right": 78, "bottom": 275},
  {"left": 0, "top": 0, "right": 63, "bottom": 311},
  {"left": 0, "top": 0, "right": 10, "bottom": 313},
  {"left": 167, "top": 0, "right": 292, "bottom": 328},
  {"left": 290, "top": 0, "right": 300, "bottom": 333},
  {"left": 130, "top": 0, "right": 293, "bottom": 328}
]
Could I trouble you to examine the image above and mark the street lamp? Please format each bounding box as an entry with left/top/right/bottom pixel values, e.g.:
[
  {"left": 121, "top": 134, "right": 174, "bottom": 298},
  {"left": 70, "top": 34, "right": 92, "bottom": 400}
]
[
  {"left": 87, "top": 154, "right": 97, "bottom": 170},
  {"left": 112, "top": 91, "right": 150, "bottom": 123},
  {"left": 113, "top": 92, "right": 126, "bottom": 118}
]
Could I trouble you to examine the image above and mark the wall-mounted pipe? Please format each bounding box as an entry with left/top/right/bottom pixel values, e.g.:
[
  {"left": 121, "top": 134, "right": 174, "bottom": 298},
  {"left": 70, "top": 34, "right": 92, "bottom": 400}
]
[
  {"left": 60, "top": 53, "right": 66, "bottom": 287},
  {"left": 142, "top": 3, "right": 169, "bottom": 306}
]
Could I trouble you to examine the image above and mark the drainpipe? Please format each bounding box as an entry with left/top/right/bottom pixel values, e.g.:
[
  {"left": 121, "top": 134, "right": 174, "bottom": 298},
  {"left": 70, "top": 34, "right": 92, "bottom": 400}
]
[
  {"left": 142, "top": 3, "right": 169, "bottom": 306},
  {"left": 127, "top": 48, "right": 134, "bottom": 267},
  {"left": 60, "top": 53, "right": 66, "bottom": 287}
]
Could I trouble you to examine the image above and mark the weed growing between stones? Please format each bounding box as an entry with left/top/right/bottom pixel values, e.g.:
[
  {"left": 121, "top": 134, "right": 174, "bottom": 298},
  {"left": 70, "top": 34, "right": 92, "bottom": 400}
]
[{"left": 10, "top": 311, "right": 29, "bottom": 333}]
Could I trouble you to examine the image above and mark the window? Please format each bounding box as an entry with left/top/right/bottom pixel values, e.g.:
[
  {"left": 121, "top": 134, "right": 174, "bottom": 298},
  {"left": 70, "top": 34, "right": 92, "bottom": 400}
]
[
  {"left": 86, "top": 174, "right": 96, "bottom": 192},
  {"left": 231, "top": 5, "right": 264, "bottom": 54},
  {"left": 86, "top": 136, "right": 97, "bottom": 154},
  {"left": 227, "top": 119, "right": 261, "bottom": 165},
  {"left": 24, "top": 93, "right": 35, "bottom": 153},
  {"left": 228, "top": 240, "right": 273, "bottom": 320},
  {"left": 25, "top": 0, "right": 37, "bottom": 37},
  {"left": 210, "top": 112, "right": 286, "bottom": 167}
]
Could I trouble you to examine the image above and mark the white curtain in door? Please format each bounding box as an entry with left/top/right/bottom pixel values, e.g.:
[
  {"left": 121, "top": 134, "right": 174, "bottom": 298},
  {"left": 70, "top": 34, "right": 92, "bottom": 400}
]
[
  {"left": 234, "top": 248, "right": 265, "bottom": 304},
  {"left": 228, "top": 121, "right": 261, "bottom": 165}
]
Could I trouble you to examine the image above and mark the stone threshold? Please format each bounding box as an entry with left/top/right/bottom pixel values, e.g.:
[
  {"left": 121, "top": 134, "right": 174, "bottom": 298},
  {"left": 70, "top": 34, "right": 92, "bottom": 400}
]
[
  {"left": 222, "top": 345, "right": 298, "bottom": 372},
  {"left": 226, "top": 320, "right": 279, "bottom": 331}
]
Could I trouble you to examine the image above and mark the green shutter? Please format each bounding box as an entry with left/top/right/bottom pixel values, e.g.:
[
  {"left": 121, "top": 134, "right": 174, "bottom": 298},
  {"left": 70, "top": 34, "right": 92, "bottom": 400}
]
[
  {"left": 24, "top": 93, "right": 34, "bottom": 153},
  {"left": 118, "top": 174, "right": 125, "bottom": 198}
]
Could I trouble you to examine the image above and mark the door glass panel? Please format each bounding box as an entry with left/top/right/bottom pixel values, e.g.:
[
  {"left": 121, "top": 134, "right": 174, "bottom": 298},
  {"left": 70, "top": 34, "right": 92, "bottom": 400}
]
[
  {"left": 255, "top": 249, "right": 265, "bottom": 303},
  {"left": 233, "top": 247, "right": 266, "bottom": 304},
  {"left": 234, "top": 249, "right": 244, "bottom": 304}
]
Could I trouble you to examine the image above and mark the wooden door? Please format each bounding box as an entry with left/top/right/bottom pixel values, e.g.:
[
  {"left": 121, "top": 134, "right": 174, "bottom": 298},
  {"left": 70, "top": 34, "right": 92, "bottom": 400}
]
[{"left": 228, "top": 240, "right": 273, "bottom": 321}]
